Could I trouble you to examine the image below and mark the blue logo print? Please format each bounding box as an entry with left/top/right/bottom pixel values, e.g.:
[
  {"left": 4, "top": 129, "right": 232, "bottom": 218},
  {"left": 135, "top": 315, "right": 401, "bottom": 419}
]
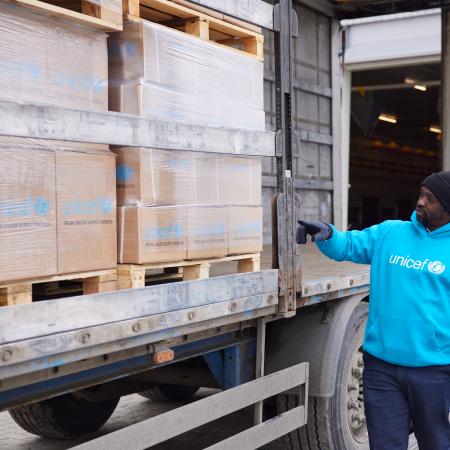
[
  {"left": 126, "top": 42, "right": 138, "bottom": 57},
  {"left": 0, "top": 196, "right": 50, "bottom": 218},
  {"left": 100, "top": 198, "right": 114, "bottom": 214},
  {"left": 143, "top": 224, "right": 184, "bottom": 241},
  {"left": 34, "top": 196, "right": 50, "bottom": 216},
  {"left": 117, "top": 164, "right": 135, "bottom": 182},
  {"left": 108, "top": 41, "right": 138, "bottom": 59},
  {"left": 63, "top": 197, "right": 114, "bottom": 217}
]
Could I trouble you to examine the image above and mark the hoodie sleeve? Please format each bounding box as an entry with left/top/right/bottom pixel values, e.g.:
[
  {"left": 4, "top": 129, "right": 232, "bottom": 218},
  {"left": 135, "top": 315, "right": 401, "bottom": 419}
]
[{"left": 316, "top": 223, "right": 387, "bottom": 265}]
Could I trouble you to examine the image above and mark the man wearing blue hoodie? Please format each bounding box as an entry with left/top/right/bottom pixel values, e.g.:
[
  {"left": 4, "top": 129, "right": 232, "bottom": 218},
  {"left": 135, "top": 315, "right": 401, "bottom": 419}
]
[{"left": 297, "top": 171, "right": 450, "bottom": 449}]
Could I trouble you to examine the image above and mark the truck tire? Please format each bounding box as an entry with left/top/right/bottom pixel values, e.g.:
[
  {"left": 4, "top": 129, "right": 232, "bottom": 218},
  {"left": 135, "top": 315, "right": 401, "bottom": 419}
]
[
  {"left": 9, "top": 394, "right": 119, "bottom": 439},
  {"left": 139, "top": 384, "right": 200, "bottom": 402},
  {"left": 279, "top": 302, "right": 369, "bottom": 450}
]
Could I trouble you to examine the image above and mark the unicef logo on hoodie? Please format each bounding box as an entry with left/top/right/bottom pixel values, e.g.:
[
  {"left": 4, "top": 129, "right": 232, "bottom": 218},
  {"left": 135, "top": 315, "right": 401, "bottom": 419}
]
[
  {"left": 389, "top": 254, "right": 446, "bottom": 275},
  {"left": 428, "top": 261, "right": 446, "bottom": 275}
]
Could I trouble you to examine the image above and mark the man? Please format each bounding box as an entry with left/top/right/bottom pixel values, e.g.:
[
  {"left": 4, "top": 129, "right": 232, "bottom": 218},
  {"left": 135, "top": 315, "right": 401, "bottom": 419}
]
[{"left": 297, "top": 171, "right": 450, "bottom": 450}]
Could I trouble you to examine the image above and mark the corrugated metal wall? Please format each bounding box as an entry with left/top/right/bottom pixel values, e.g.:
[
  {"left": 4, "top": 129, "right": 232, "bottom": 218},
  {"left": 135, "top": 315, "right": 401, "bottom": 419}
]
[{"left": 262, "top": 2, "right": 334, "bottom": 243}]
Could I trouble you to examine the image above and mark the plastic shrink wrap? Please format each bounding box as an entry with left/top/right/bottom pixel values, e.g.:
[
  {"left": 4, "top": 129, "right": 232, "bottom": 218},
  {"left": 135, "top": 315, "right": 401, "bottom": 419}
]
[
  {"left": 108, "top": 18, "right": 265, "bottom": 130},
  {"left": 114, "top": 148, "right": 262, "bottom": 207},
  {"left": 0, "top": 2, "right": 108, "bottom": 110},
  {"left": 115, "top": 147, "right": 263, "bottom": 264},
  {"left": 117, "top": 205, "right": 262, "bottom": 264},
  {"left": 0, "top": 137, "right": 116, "bottom": 283}
]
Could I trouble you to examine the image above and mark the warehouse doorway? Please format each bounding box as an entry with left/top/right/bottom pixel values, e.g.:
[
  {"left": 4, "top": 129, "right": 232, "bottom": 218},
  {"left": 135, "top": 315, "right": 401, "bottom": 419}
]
[{"left": 347, "top": 63, "right": 442, "bottom": 230}]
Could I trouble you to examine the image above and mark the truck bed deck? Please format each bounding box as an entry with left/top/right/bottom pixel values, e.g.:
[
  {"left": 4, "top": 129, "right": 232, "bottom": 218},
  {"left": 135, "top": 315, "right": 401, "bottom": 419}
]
[{"left": 211, "top": 243, "right": 370, "bottom": 305}]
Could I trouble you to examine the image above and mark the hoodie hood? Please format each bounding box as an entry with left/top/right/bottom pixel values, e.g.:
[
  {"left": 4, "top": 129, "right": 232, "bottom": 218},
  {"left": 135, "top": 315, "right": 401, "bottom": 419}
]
[{"left": 410, "top": 211, "right": 450, "bottom": 238}]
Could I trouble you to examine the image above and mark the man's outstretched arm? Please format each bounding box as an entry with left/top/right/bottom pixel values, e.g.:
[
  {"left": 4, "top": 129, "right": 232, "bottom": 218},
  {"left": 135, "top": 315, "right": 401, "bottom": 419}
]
[{"left": 296, "top": 220, "right": 386, "bottom": 265}]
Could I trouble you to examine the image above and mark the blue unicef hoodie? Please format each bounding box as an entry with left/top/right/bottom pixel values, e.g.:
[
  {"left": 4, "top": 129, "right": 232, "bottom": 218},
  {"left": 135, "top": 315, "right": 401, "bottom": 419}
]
[{"left": 317, "top": 212, "right": 450, "bottom": 367}]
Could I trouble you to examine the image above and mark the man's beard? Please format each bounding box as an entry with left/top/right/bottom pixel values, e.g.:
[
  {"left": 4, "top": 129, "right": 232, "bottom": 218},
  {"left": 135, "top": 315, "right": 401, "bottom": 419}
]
[{"left": 417, "top": 209, "right": 430, "bottom": 225}]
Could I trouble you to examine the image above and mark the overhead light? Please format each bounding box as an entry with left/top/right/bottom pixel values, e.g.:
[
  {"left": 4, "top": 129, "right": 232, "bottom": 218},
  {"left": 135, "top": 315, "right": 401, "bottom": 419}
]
[
  {"left": 429, "top": 126, "right": 442, "bottom": 134},
  {"left": 378, "top": 114, "right": 397, "bottom": 124},
  {"left": 405, "top": 78, "right": 427, "bottom": 91}
]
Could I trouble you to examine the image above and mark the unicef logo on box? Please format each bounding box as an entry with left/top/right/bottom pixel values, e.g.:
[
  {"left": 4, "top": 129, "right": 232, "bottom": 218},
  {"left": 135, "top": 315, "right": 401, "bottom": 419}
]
[
  {"left": 116, "top": 164, "right": 135, "bottom": 182},
  {"left": 63, "top": 198, "right": 114, "bottom": 217},
  {"left": 428, "top": 261, "right": 446, "bottom": 275},
  {"left": 99, "top": 198, "right": 114, "bottom": 214},
  {"left": 34, "top": 196, "right": 50, "bottom": 216},
  {"left": 0, "top": 196, "right": 50, "bottom": 218}
]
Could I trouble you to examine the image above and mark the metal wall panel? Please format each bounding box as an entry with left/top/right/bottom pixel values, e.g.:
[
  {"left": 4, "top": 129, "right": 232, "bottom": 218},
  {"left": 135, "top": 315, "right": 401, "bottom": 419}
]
[{"left": 262, "top": 2, "right": 334, "bottom": 243}]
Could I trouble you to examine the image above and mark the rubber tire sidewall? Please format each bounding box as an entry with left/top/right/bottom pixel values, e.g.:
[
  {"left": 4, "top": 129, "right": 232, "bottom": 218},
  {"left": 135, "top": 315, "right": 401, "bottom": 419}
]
[
  {"left": 9, "top": 394, "right": 119, "bottom": 440},
  {"left": 332, "top": 302, "right": 369, "bottom": 450}
]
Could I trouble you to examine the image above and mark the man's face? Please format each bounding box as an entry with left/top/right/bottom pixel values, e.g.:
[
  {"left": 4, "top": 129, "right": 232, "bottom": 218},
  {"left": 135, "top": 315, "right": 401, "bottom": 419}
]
[{"left": 416, "top": 185, "right": 450, "bottom": 230}]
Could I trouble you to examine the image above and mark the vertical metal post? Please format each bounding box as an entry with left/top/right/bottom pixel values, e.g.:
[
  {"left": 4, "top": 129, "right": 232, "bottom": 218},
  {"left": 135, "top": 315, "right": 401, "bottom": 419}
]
[
  {"left": 442, "top": 8, "right": 450, "bottom": 171},
  {"left": 223, "top": 345, "right": 241, "bottom": 389},
  {"left": 253, "top": 317, "right": 266, "bottom": 424},
  {"left": 331, "top": 20, "right": 348, "bottom": 231},
  {"left": 273, "top": 0, "right": 298, "bottom": 313}
]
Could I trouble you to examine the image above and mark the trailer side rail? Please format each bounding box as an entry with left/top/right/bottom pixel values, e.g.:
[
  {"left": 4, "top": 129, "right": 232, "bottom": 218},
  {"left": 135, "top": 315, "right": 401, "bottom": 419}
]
[
  {"left": 0, "top": 271, "right": 278, "bottom": 380},
  {"left": 0, "top": 100, "right": 275, "bottom": 157},
  {"left": 70, "top": 362, "right": 308, "bottom": 450}
]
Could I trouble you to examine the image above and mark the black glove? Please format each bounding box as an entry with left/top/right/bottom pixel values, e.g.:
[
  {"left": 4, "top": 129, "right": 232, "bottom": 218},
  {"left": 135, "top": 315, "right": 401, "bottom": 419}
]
[{"left": 296, "top": 220, "right": 333, "bottom": 244}]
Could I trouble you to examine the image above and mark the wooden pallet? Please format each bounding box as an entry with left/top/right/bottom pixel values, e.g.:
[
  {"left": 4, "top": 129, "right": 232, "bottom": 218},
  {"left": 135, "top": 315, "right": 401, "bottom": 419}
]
[
  {"left": 0, "top": 269, "right": 118, "bottom": 306},
  {"left": 6, "top": 0, "right": 123, "bottom": 31},
  {"left": 118, "top": 253, "right": 261, "bottom": 289},
  {"left": 124, "top": 0, "right": 264, "bottom": 60}
]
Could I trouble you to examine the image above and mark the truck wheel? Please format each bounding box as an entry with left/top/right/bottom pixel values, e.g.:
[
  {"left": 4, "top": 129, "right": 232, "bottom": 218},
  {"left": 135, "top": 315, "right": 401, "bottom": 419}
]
[
  {"left": 279, "top": 303, "right": 369, "bottom": 450},
  {"left": 139, "top": 384, "right": 200, "bottom": 402},
  {"left": 9, "top": 394, "right": 119, "bottom": 439}
]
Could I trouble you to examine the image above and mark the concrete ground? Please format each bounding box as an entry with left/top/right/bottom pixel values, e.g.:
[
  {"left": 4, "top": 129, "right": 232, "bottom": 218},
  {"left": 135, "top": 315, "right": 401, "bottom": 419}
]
[{"left": 0, "top": 390, "right": 285, "bottom": 450}]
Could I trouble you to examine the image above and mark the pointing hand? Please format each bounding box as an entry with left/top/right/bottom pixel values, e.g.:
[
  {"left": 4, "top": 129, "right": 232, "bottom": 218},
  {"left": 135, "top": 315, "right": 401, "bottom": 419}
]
[{"left": 296, "top": 220, "right": 333, "bottom": 244}]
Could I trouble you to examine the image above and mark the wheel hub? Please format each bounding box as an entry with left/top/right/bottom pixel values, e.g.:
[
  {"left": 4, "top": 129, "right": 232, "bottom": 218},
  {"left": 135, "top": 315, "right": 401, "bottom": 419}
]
[{"left": 346, "top": 347, "right": 368, "bottom": 443}]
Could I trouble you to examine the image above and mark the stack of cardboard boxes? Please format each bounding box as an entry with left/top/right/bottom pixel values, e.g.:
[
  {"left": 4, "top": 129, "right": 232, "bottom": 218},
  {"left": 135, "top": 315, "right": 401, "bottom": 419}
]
[
  {"left": 110, "top": 14, "right": 265, "bottom": 266},
  {"left": 115, "top": 148, "right": 263, "bottom": 264},
  {"left": 0, "top": 2, "right": 265, "bottom": 284},
  {"left": 0, "top": 138, "right": 116, "bottom": 283},
  {"left": 0, "top": 3, "right": 118, "bottom": 283}
]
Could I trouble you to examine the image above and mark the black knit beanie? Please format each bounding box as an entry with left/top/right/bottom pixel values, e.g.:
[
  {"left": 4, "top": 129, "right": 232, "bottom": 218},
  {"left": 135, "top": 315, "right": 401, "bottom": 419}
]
[{"left": 421, "top": 171, "right": 450, "bottom": 212}]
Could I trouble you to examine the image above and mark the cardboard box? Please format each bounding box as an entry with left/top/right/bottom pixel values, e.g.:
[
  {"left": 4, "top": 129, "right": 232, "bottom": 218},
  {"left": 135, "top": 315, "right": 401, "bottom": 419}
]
[
  {"left": 0, "top": 148, "right": 57, "bottom": 282},
  {"left": 109, "top": 82, "right": 266, "bottom": 131},
  {"left": 186, "top": 206, "right": 227, "bottom": 259},
  {"left": 0, "top": 2, "right": 108, "bottom": 111},
  {"left": 114, "top": 148, "right": 218, "bottom": 206},
  {"left": 228, "top": 206, "right": 263, "bottom": 255},
  {"left": 108, "top": 19, "right": 265, "bottom": 130},
  {"left": 56, "top": 150, "right": 117, "bottom": 274},
  {"left": 118, "top": 206, "right": 187, "bottom": 264},
  {"left": 218, "top": 156, "right": 262, "bottom": 205}
]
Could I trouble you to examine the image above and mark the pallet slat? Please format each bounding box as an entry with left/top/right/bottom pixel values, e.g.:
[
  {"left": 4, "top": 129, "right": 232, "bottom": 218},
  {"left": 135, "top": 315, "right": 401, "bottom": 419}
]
[
  {"left": 0, "top": 269, "right": 118, "bottom": 306},
  {"left": 118, "top": 253, "right": 261, "bottom": 289},
  {"left": 6, "top": 0, "right": 123, "bottom": 31},
  {"left": 125, "top": 0, "right": 264, "bottom": 59}
]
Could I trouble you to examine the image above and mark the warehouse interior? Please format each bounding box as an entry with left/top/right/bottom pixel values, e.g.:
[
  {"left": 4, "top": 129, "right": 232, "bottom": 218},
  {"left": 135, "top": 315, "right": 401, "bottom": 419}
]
[{"left": 348, "top": 63, "right": 442, "bottom": 229}]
